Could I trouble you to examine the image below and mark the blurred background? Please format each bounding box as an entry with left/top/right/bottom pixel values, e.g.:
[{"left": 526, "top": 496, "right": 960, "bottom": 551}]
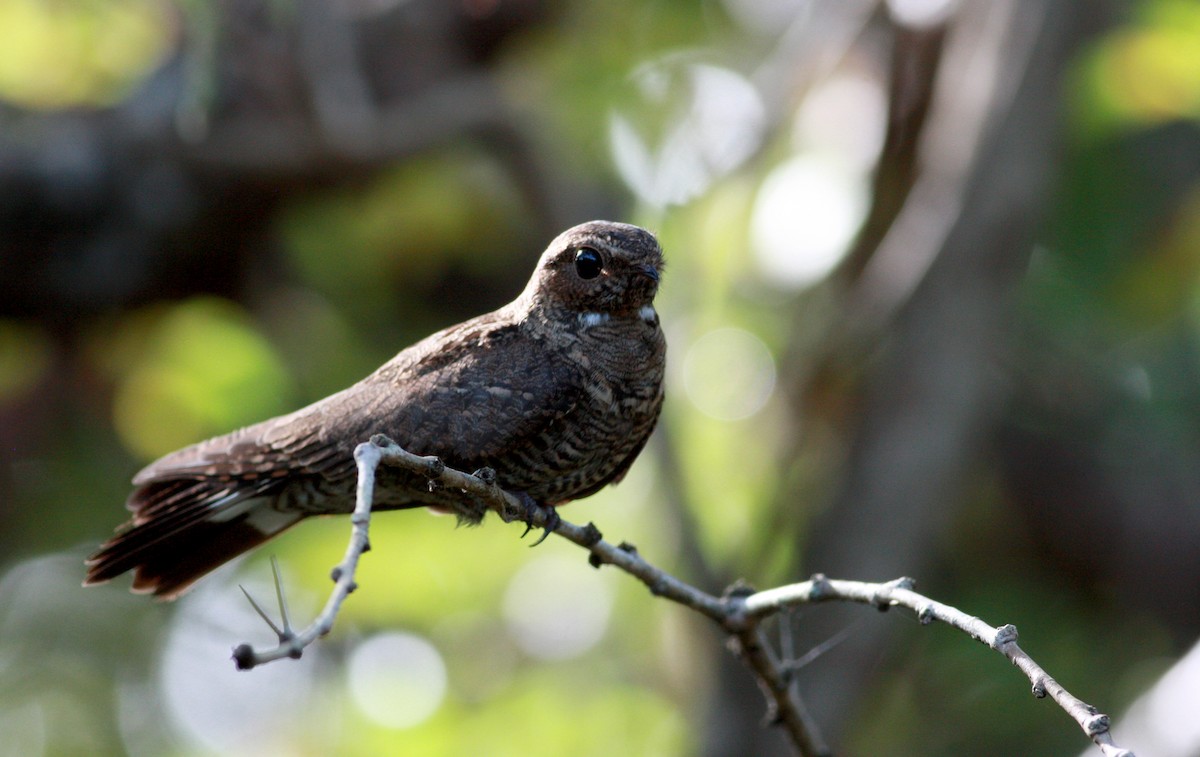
[{"left": 1, "top": 0, "right": 1198, "bottom": 754}]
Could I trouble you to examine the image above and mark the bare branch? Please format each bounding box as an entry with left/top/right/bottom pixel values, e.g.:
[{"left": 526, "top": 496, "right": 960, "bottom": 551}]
[
  {"left": 231, "top": 436, "right": 1135, "bottom": 756},
  {"left": 740, "top": 576, "right": 1135, "bottom": 757},
  {"left": 232, "top": 439, "right": 381, "bottom": 669},
  {"left": 365, "top": 435, "right": 732, "bottom": 621},
  {"left": 728, "top": 620, "right": 832, "bottom": 756}
]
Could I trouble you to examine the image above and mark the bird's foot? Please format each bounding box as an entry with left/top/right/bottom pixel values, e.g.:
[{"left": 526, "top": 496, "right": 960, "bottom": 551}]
[{"left": 516, "top": 493, "right": 560, "bottom": 547}]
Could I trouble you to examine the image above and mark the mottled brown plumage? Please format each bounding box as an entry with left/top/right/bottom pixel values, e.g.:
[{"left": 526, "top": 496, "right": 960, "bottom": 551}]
[{"left": 86, "top": 221, "right": 666, "bottom": 598}]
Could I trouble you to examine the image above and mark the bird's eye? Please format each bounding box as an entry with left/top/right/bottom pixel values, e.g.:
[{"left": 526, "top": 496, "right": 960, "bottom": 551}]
[{"left": 573, "top": 247, "right": 603, "bottom": 280}]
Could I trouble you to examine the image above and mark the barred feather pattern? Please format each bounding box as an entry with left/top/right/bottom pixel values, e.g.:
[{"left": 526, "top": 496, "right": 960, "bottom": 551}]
[{"left": 86, "top": 221, "right": 666, "bottom": 598}]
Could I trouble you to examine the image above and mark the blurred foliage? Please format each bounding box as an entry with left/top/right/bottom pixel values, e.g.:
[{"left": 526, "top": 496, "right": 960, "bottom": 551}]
[
  {"left": 1074, "top": 0, "right": 1200, "bottom": 138},
  {"left": 503, "top": 1, "right": 717, "bottom": 182},
  {"left": 277, "top": 150, "right": 527, "bottom": 327},
  {"left": 1, "top": 0, "right": 1199, "bottom": 755},
  {"left": 0, "top": 0, "right": 172, "bottom": 108},
  {"left": 97, "top": 298, "right": 295, "bottom": 461},
  {"left": 0, "top": 319, "right": 52, "bottom": 403}
]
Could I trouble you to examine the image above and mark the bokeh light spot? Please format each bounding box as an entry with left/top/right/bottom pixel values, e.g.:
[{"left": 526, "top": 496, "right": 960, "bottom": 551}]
[
  {"left": 751, "top": 154, "right": 868, "bottom": 287},
  {"left": 348, "top": 632, "right": 448, "bottom": 729},
  {"left": 503, "top": 554, "right": 614, "bottom": 660},
  {"left": 111, "top": 298, "right": 293, "bottom": 460},
  {"left": 682, "top": 327, "right": 776, "bottom": 421},
  {"left": 0, "top": 0, "right": 172, "bottom": 108},
  {"left": 159, "top": 579, "right": 317, "bottom": 755},
  {"left": 794, "top": 73, "right": 887, "bottom": 171},
  {"left": 887, "top": 0, "right": 957, "bottom": 29},
  {"left": 611, "top": 62, "right": 765, "bottom": 207}
]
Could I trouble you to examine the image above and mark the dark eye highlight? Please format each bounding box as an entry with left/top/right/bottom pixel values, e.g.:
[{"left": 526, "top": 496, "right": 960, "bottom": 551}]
[{"left": 573, "top": 247, "right": 603, "bottom": 279}]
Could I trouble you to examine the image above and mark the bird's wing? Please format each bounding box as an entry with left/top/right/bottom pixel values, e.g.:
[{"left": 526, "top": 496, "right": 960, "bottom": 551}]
[
  {"left": 89, "top": 316, "right": 584, "bottom": 595},
  {"left": 129, "top": 316, "right": 585, "bottom": 495},
  {"left": 316, "top": 318, "right": 588, "bottom": 479}
]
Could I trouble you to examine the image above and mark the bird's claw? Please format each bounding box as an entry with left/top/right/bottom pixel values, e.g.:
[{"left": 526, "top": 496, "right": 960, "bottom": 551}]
[
  {"left": 528, "top": 508, "right": 561, "bottom": 547},
  {"left": 518, "top": 496, "right": 560, "bottom": 547}
]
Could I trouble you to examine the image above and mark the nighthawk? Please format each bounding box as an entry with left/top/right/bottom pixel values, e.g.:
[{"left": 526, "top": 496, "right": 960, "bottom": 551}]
[{"left": 86, "top": 221, "right": 666, "bottom": 598}]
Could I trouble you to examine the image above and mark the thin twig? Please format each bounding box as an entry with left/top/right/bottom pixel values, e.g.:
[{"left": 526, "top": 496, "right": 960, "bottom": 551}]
[
  {"left": 729, "top": 622, "right": 832, "bottom": 756},
  {"left": 739, "top": 576, "right": 1135, "bottom": 757},
  {"left": 238, "top": 584, "right": 283, "bottom": 638},
  {"left": 232, "top": 439, "right": 381, "bottom": 669},
  {"left": 231, "top": 436, "right": 1135, "bottom": 757}
]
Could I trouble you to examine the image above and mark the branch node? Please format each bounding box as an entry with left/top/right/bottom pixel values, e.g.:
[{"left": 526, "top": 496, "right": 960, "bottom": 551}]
[
  {"left": 232, "top": 644, "right": 256, "bottom": 671},
  {"left": 992, "top": 623, "right": 1019, "bottom": 649},
  {"left": 765, "top": 705, "right": 785, "bottom": 727},
  {"left": 870, "top": 586, "right": 894, "bottom": 612},
  {"left": 500, "top": 491, "right": 532, "bottom": 524},
  {"left": 778, "top": 663, "right": 796, "bottom": 686},
  {"left": 585, "top": 528, "right": 610, "bottom": 568},
  {"left": 581, "top": 522, "right": 603, "bottom": 546},
  {"left": 420, "top": 455, "right": 444, "bottom": 479},
  {"left": 219, "top": 438, "right": 1133, "bottom": 757},
  {"left": 369, "top": 433, "right": 392, "bottom": 448},
  {"left": 723, "top": 579, "right": 757, "bottom": 600},
  {"left": 808, "top": 573, "right": 832, "bottom": 600},
  {"left": 1083, "top": 713, "right": 1110, "bottom": 736}
]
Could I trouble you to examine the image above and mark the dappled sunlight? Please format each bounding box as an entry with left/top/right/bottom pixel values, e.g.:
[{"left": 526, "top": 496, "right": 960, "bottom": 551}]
[
  {"left": 431, "top": 610, "right": 520, "bottom": 704},
  {"left": 1, "top": 0, "right": 1196, "bottom": 754},
  {"left": 277, "top": 153, "right": 527, "bottom": 324},
  {"left": 793, "top": 72, "right": 887, "bottom": 173},
  {"left": 611, "top": 61, "right": 766, "bottom": 207}
]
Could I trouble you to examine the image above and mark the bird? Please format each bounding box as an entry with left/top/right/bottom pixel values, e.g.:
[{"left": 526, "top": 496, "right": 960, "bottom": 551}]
[{"left": 85, "top": 220, "right": 666, "bottom": 599}]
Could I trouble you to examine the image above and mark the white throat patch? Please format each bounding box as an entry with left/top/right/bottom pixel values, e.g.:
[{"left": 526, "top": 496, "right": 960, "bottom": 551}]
[{"left": 577, "top": 307, "right": 658, "bottom": 328}]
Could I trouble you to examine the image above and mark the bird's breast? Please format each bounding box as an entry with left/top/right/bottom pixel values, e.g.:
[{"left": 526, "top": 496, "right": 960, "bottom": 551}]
[{"left": 513, "top": 319, "right": 664, "bottom": 503}]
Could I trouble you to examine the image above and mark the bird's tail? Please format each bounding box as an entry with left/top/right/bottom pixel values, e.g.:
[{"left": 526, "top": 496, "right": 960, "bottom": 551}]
[{"left": 84, "top": 478, "right": 303, "bottom": 600}]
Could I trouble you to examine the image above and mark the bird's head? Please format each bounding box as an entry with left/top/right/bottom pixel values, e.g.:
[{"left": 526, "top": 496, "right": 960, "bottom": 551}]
[{"left": 518, "top": 221, "right": 664, "bottom": 322}]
